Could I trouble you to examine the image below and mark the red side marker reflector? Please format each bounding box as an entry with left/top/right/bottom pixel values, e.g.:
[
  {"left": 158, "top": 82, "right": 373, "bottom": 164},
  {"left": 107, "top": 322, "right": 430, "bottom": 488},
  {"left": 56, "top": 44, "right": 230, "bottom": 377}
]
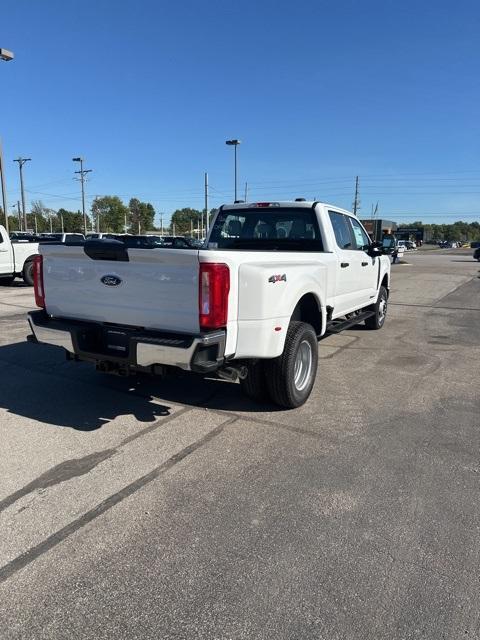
[
  {"left": 33, "top": 255, "right": 45, "bottom": 308},
  {"left": 274, "top": 326, "right": 282, "bottom": 332}
]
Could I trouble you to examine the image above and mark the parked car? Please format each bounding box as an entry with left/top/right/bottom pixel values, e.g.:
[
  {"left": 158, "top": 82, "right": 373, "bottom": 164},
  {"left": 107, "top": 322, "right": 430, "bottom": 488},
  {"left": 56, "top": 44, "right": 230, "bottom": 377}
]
[
  {"left": 109, "top": 235, "right": 165, "bottom": 248},
  {"left": 38, "top": 233, "right": 85, "bottom": 243},
  {"left": 29, "top": 201, "right": 391, "bottom": 408},
  {"left": 474, "top": 247, "right": 480, "bottom": 261},
  {"left": 85, "top": 232, "right": 117, "bottom": 240},
  {"left": 10, "top": 232, "right": 38, "bottom": 243},
  {"left": 0, "top": 225, "right": 39, "bottom": 285},
  {"left": 161, "top": 236, "right": 202, "bottom": 248}
]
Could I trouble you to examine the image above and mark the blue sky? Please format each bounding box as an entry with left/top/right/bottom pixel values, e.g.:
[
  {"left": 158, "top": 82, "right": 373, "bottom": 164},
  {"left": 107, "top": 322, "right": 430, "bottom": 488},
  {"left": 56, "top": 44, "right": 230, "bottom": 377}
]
[{"left": 1, "top": 0, "right": 479, "bottom": 226}]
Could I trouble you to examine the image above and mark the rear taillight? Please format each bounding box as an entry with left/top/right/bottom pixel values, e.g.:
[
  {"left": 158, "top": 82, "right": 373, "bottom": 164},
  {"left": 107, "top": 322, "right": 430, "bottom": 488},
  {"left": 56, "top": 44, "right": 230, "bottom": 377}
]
[
  {"left": 33, "top": 255, "right": 45, "bottom": 308},
  {"left": 199, "top": 263, "right": 230, "bottom": 330}
]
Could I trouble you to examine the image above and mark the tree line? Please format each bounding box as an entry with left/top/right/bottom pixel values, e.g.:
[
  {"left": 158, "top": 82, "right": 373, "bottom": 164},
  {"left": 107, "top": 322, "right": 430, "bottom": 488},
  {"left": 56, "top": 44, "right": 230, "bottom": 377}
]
[
  {"left": 398, "top": 221, "right": 480, "bottom": 242},
  {"left": 1, "top": 198, "right": 217, "bottom": 236},
  {"left": 2, "top": 201, "right": 478, "bottom": 240}
]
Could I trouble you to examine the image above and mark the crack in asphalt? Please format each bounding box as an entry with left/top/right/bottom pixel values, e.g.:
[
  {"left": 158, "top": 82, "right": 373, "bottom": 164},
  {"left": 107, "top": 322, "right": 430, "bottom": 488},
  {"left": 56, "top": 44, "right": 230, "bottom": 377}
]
[
  {"left": 0, "top": 417, "right": 237, "bottom": 584},
  {"left": 0, "top": 450, "right": 117, "bottom": 514},
  {"left": 0, "top": 406, "right": 195, "bottom": 515}
]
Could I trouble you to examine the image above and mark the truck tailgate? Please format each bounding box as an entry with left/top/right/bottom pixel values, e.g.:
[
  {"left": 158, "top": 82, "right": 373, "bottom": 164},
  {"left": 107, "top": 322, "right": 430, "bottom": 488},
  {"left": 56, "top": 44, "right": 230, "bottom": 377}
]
[{"left": 41, "top": 245, "right": 201, "bottom": 333}]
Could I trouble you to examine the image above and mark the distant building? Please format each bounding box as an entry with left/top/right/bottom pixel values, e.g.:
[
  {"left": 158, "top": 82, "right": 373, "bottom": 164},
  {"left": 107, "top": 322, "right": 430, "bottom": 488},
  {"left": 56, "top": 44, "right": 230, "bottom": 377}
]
[
  {"left": 361, "top": 219, "right": 397, "bottom": 242},
  {"left": 395, "top": 227, "right": 425, "bottom": 243}
]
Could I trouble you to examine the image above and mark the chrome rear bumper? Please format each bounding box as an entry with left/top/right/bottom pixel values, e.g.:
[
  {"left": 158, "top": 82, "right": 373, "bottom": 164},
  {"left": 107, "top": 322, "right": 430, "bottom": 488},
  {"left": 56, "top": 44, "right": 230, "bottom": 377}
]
[{"left": 28, "top": 310, "right": 226, "bottom": 373}]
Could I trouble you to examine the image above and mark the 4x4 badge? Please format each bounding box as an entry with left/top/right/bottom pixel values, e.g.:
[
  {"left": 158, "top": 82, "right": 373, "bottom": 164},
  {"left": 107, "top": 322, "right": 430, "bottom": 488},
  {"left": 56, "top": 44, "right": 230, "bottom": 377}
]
[{"left": 268, "top": 274, "right": 287, "bottom": 283}]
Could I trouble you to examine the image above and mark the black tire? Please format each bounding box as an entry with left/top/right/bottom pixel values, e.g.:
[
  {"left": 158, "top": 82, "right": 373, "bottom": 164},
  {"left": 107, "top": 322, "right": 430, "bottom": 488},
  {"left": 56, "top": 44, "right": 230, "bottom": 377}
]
[
  {"left": 0, "top": 275, "right": 15, "bottom": 286},
  {"left": 365, "top": 285, "right": 388, "bottom": 330},
  {"left": 240, "top": 359, "right": 269, "bottom": 402},
  {"left": 23, "top": 260, "right": 34, "bottom": 286},
  {"left": 265, "top": 321, "right": 318, "bottom": 409}
]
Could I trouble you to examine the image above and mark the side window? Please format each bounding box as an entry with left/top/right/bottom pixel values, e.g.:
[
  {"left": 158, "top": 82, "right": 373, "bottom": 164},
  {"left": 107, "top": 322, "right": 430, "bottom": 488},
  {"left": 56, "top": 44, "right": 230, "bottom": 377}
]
[
  {"left": 0, "top": 230, "right": 4, "bottom": 244},
  {"left": 348, "top": 217, "right": 371, "bottom": 251},
  {"left": 328, "top": 211, "right": 353, "bottom": 250}
]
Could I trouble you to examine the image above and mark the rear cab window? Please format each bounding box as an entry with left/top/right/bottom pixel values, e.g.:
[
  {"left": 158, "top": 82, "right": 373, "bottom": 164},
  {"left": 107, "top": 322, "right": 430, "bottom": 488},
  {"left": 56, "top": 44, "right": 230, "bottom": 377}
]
[{"left": 208, "top": 207, "right": 324, "bottom": 251}]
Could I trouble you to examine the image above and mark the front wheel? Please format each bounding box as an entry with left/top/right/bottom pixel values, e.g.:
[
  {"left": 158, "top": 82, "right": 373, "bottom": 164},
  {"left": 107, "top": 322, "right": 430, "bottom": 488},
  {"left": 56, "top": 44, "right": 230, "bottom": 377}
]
[
  {"left": 365, "top": 285, "right": 388, "bottom": 330},
  {"left": 265, "top": 321, "right": 318, "bottom": 409},
  {"left": 23, "top": 260, "right": 34, "bottom": 286}
]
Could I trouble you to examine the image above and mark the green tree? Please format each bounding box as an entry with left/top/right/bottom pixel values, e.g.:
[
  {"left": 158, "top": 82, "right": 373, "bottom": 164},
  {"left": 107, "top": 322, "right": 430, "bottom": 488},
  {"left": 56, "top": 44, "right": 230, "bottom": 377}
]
[
  {"left": 57, "top": 208, "right": 86, "bottom": 233},
  {"left": 128, "top": 198, "right": 155, "bottom": 234},
  {"left": 444, "top": 225, "right": 462, "bottom": 241},
  {"left": 91, "top": 196, "right": 129, "bottom": 233},
  {"left": 170, "top": 208, "right": 202, "bottom": 236}
]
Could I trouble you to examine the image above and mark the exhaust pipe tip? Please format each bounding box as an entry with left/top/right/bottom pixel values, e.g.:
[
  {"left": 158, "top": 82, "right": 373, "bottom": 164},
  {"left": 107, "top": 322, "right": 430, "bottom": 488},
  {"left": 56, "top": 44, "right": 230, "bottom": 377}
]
[{"left": 217, "top": 365, "right": 248, "bottom": 382}]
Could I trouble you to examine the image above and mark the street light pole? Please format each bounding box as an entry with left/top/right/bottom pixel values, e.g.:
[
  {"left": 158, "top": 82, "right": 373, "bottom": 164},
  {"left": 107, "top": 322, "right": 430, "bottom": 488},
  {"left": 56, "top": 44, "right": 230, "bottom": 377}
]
[
  {"left": 0, "top": 48, "right": 14, "bottom": 233},
  {"left": 12, "top": 202, "right": 20, "bottom": 230},
  {"left": 72, "top": 157, "right": 92, "bottom": 234},
  {"left": 13, "top": 157, "right": 31, "bottom": 231},
  {"left": 225, "top": 139, "right": 241, "bottom": 202}
]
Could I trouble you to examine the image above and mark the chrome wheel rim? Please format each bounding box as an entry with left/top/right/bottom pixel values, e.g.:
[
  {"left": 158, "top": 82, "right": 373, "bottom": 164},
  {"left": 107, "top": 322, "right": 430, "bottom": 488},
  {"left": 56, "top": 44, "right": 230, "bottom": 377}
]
[
  {"left": 294, "top": 340, "right": 313, "bottom": 391},
  {"left": 378, "top": 296, "right": 387, "bottom": 324}
]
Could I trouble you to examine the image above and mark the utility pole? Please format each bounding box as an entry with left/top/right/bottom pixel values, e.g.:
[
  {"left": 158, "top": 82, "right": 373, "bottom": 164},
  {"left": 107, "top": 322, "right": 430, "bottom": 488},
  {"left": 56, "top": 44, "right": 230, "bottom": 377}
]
[
  {"left": 244, "top": 182, "right": 248, "bottom": 202},
  {"left": 13, "top": 157, "right": 31, "bottom": 231},
  {"left": 60, "top": 210, "right": 64, "bottom": 233},
  {"left": 160, "top": 213, "right": 164, "bottom": 235},
  {"left": 204, "top": 172, "right": 208, "bottom": 236},
  {"left": 72, "top": 157, "right": 92, "bottom": 234},
  {"left": 372, "top": 202, "right": 379, "bottom": 240},
  {"left": 352, "top": 175, "right": 360, "bottom": 216},
  {"left": 0, "top": 139, "right": 9, "bottom": 233}
]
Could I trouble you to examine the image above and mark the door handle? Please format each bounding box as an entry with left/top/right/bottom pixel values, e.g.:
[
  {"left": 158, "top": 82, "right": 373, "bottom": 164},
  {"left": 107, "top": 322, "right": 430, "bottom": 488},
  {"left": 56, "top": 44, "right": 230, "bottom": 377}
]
[
  {"left": 361, "top": 261, "right": 368, "bottom": 266},
  {"left": 341, "top": 262, "right": 349, "bottom": 268}
]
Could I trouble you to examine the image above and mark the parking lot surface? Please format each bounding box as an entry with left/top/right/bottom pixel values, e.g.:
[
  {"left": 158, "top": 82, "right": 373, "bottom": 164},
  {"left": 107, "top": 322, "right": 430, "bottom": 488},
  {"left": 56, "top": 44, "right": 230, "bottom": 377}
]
[{"left": 0, "top": 250, "right": 479, "bottom": 639}]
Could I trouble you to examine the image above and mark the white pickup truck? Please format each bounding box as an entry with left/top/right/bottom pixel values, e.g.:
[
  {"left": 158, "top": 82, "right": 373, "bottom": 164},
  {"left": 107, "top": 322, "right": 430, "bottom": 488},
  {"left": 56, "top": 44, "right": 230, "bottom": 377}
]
[
  {"left": 0, "top": 225, "right": 39, "bottom": 285},
  {"left": 28, "top": 201, "right": 391, "bottom": 408}
]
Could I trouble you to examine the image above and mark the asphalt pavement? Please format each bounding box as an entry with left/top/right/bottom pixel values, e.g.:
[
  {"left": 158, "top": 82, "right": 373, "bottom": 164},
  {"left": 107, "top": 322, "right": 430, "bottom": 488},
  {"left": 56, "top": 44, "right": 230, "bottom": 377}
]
[{"left": 0, "top": 249, "right": 479, "bottom": 639}]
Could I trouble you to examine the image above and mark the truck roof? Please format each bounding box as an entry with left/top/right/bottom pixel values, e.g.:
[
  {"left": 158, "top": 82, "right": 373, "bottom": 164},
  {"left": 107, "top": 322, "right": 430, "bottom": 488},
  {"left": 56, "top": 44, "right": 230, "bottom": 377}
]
[{"left": 221, "top": 200, "right": 354, "bottom": 215}]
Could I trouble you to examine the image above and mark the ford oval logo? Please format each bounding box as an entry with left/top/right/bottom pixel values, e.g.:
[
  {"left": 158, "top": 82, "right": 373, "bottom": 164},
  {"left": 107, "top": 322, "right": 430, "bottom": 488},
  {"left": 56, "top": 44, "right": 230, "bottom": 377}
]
[{"left": 101, "top": 275, "right": 122, "bottom": 287}]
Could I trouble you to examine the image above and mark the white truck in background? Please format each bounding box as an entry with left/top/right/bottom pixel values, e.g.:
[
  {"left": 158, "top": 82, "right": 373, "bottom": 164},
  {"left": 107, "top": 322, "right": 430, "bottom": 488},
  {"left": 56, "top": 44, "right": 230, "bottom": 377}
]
[
  {"left": 27, "top": 201, "right": 391, "bottom": 408},
  {"left": 0, "top": 225, "right": 39, "bottom": 285}
]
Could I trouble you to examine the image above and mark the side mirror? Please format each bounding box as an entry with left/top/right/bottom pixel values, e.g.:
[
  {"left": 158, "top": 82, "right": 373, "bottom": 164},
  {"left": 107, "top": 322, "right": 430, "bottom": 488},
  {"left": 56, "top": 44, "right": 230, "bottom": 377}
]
[
  {"left": 367, "top": 241, "right": 384, "bottom": 257},
  {"left": 380, "top": 238, "right": 395, "bottom": 255}
]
